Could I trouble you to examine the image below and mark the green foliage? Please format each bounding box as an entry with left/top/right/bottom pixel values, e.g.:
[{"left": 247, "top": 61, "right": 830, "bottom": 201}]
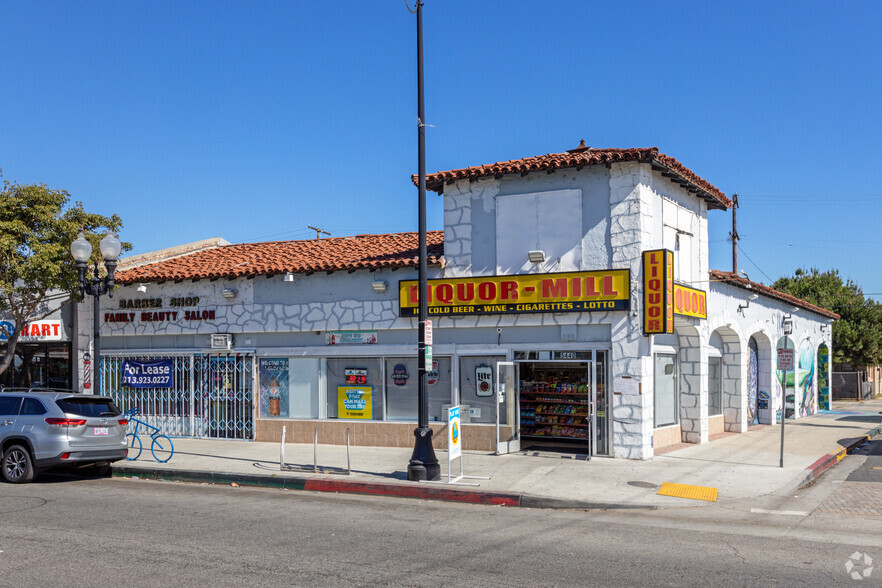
[
  {"left": 0, "top": 170, "right": 130, "bottom": 375},
  {"left": 772, "top": 268, "right": 882, "bottom": 366}
]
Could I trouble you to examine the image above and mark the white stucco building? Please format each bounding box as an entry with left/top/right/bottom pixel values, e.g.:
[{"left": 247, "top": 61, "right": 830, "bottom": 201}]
[{"left": 74, "top": 142, "right": 837, "bottom": 459}]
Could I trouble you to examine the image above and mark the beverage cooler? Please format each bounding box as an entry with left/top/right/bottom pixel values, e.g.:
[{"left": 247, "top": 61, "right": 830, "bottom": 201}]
[{"left": 514, "top": 350, "right": 609, "bottom": 456}]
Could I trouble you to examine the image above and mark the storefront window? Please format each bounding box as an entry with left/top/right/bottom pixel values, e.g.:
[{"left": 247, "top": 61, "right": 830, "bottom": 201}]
[
  {"left": 2, "top": 343, "right": 72, "bottom": 389},
  {"left": 708, "top": 356, "right": 722, "bottom": 416},
  {"left": 654, "top": 353, "right": 678, "bottom": 427},
  {"left": 459, "top": 356, "right": 506, "bottom": 424},
  {"left": 258, "top": 358, "right": 320, "bottom": 419},
  {"left": 289, "top": 358, "right": 320, "bottom": 418},
  {"left": 385, "top": 357, "right": 451, "bottom": 422},
  {"left": 326, "top": 358, "right": 383, "bottom": 420}
]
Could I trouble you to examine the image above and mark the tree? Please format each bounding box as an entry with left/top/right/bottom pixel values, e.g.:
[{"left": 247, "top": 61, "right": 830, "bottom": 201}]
[
  {"left": 0, "top": 171, "right": 128, "bottom": 379},
  {"left": 772, "top": 268, "right": 882, "bottom": 366}
]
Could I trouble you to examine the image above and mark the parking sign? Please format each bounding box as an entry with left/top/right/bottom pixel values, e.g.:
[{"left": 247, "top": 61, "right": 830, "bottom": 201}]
[{"left": 777, "top": 348, "right": 794, "bottom": 371}]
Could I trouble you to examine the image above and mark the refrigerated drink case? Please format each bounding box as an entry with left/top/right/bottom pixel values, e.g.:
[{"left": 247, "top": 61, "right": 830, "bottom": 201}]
[{"left": 518, "top": 362, "right": 592, "bottom": 448}]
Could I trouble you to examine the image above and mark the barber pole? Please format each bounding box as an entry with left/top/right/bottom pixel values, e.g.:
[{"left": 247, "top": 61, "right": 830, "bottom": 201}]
[{"left": 83, "top": 352, "right": 92, "bottom": 391}]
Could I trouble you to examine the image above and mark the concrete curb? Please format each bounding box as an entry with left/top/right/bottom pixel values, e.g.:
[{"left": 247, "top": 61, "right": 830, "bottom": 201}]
[
  {"left": 113, "top": 466, "right": 522, "bottom": 506},
  {"left": 797, "top": 424, "right": 882, "bottom": 489},
  {"left": 112, "top": 421, "right": 882, "bottom": 507},
  {"left": 112, "top": 466, "right": 660, "bottom": 510}
]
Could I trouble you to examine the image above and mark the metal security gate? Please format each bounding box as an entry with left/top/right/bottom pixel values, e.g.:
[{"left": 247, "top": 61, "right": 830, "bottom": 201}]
[
  {"left": 101, "top": 353, "right": 254, "bottom": 440},
  {"left": 195, "top": 354, "right": 254, "bottom": 440}
]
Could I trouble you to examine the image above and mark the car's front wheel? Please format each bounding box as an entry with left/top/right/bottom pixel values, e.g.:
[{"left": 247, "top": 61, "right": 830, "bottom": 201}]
[{"left": 2, "top": 445, "right": 35, "bottom": 484}]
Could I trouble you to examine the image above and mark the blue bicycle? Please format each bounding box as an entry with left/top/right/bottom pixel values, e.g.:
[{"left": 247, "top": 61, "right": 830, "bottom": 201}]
[{"left": 122, "top": 407, "right": 175, "bottom": 463}]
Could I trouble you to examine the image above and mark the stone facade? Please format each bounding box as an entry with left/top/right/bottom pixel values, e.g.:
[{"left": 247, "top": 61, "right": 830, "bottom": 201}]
[{"left": 78, "top": 157, "right": 834, "bottom": 459}]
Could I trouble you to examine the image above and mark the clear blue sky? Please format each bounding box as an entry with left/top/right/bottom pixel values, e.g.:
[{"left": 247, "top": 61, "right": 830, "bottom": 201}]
[{"left": 2, "top": 1, "right": 880, "bottom": 297}]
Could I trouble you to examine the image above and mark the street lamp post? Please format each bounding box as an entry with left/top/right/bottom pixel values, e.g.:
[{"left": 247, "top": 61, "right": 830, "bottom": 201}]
[
  {"left": 406, "top": 0, "right": 440, "bottom": 482},
  {"left": 70, "top": 230, "right": 121, "bottom": 395}
]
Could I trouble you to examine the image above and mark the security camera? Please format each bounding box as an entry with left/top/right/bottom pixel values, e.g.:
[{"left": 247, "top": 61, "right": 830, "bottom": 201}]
[{"left": 496, "top": 328, "right": 502, "bottom": 333}]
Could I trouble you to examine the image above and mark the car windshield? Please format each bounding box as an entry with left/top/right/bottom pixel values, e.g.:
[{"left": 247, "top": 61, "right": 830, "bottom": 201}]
[{"left": 55, "top": 397, "right": 121, "bottom": 417}]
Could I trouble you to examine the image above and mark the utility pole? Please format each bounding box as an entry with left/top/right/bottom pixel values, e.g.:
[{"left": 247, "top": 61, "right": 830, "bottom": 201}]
[
  {"left": 308, "top": 225, "right": 330, "bottom": 239},
  {"left": 730, "top": 193, "right": 739, "bottom": 273},
  {"left": 407, "top": 0, "right": 440, "bottom": 482}
]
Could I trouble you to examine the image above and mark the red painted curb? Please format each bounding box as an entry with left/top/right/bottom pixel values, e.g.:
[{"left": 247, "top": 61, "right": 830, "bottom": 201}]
[
  {"left": 303, "top": 479, "right": 521, "bottom": 506},
  {"left": 806, "top": 451, "right": 841, "bottom": 478},
  {"left": 804, "top": 435, "right": 870, "bottom": 481}
]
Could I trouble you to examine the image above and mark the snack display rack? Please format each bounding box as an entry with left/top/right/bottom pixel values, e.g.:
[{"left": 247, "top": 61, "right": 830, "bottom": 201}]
[{"left": 519, "top": 364, "right": 591, "bottom": 442}]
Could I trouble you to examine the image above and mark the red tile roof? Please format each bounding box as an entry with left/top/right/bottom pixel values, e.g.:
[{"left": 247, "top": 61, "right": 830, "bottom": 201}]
[
  {"left": 416, "top": 142, "right": 731, "bottom": 210},
  {"left": 710, "top": 270, "right": 840, "bottom": 320},
  {"left": 116, "top": 231, "right": 444, "bottom": 284}
]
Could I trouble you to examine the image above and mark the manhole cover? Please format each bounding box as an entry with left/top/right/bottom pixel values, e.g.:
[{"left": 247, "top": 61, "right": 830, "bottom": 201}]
[{"left": 627, "top": 481, "right": 658, "bottom": 489}]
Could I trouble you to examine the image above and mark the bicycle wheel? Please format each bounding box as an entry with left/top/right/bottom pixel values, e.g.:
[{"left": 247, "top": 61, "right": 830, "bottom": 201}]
[
  {"left": 125, "top": 434, "right": 143, "bottom": 461},
  {"left": 151, "top": 435, "right": 174, "bottom": 463}
]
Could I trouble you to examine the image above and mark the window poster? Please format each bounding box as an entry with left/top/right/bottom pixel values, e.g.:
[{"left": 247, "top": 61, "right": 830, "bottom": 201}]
[
  {"left": 259, "top": 358, "right": 289, "bottom": 418},
  {"left": 338, "top": 386, "right": 373, "bottom": 419}
]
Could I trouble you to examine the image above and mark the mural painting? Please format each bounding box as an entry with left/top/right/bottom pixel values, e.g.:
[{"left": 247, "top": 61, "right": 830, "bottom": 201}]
[
  {"left": 818, "top": 344, "right": 830, "bottom": 410},
  {"left": 798, "top": 340, "right": 815, "bottom": 417},
  {"left": 748, "top": 337, "right": 759, "bottom": 425},
  {"left": 776, "top": 337, "right": 796, "bottom": 420}
]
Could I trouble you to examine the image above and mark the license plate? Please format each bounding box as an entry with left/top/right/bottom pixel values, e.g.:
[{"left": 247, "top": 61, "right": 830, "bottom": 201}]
[{"left": 93, "top": 427, "right": 109, "bottom": 436}]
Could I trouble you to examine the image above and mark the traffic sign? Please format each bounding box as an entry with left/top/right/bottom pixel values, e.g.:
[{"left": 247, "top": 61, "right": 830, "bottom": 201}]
[
  {"left": 424, "top": 319, "right": 433, "bottom": 345},
  {"left": 424, "top": 345, "right": 433, "bottom": 371}
]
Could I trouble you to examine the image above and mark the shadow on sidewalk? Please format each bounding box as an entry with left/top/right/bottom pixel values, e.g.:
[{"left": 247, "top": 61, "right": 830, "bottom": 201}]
[{"left": 655, "top": 454, "right": 784, "bottom": 468}]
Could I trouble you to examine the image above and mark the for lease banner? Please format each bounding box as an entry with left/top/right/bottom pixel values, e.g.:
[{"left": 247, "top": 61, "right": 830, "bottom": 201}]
[
  {"left": 399, "top": 269, "right": 630, "bottom": 317},
  {"left": 122, "top": 359, "right": 174, "bottom": 388}
]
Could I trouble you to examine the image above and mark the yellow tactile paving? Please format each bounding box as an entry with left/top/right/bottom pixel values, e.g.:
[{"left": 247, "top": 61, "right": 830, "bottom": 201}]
[{"left": 657, "top": 482, "right": 718, "bottom": 502}]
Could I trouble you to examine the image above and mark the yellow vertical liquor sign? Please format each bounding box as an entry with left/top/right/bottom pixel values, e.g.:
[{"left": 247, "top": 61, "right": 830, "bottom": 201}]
[{"left": 643, "top": 249, "right": 674, "bottom": 334}]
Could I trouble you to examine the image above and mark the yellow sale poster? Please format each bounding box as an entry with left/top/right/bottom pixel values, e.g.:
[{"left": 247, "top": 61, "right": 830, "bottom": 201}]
[{"left": 338, "top": 386, "right": 373, "bottom": 419}]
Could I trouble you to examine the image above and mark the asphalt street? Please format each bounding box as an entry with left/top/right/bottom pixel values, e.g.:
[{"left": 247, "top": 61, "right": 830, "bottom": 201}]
[{"left": 1, "top": 453, "right": 880, "bottom": 587}]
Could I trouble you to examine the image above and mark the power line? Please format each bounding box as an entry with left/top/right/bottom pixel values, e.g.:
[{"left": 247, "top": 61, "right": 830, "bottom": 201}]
[{"left": 735, "top": 244, "right": 774, "bottom": 283}]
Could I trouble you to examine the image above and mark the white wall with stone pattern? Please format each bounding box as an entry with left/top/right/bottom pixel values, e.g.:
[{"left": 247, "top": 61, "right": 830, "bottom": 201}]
[{"left": 80, "top": 159, "right": 833, "bottom": 460}]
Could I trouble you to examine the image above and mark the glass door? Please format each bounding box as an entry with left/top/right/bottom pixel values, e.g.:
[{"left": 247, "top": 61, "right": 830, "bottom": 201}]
[
  {"left": 593, "top": 350, "right": 610, "bottom": 456},
  {"left": 495, "top": 362, "right": 519, "bottom": 454}
]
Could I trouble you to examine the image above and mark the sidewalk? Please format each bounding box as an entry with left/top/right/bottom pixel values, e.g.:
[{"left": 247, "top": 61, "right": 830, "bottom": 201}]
[{"left": 114, "top": 399, "right": 882, "bottom": 510}]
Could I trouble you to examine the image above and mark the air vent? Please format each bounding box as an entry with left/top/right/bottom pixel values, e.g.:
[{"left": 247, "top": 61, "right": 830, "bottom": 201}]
[{"left": 210, "top": 334, "right": 232, "bottom": 350}]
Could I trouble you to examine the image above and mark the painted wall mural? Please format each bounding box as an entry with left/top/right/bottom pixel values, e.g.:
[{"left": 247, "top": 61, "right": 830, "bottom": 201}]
[
  {"left": 748, "top": 337, "right": 759, "bottom": 425},
  {"left": 818, "top": 344, "right": 830, "bottom": 410},
  {"left": 776, "top": 337, "right": 796, "bottom": 420},
  {"left": 798, "top": 340, "right": 815, "bottom": 416}
]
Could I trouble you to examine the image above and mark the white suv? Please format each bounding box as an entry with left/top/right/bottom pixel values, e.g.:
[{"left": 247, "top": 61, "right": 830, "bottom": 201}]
[{"left": 0, "top": 388, "right": 128, "bottom": 483}]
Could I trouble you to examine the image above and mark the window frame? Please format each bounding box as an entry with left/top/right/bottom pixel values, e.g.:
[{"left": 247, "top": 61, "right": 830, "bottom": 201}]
[{"left": 653, "top": 353, "right": 679, "bottom": 428}]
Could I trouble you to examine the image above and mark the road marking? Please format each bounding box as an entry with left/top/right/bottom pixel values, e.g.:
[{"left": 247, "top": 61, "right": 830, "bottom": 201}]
[{"left": 750, "top": 508, "right": 808, "bottom": 516}]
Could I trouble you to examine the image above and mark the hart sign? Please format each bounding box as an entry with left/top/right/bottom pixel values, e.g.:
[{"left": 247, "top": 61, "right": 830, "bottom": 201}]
[{"left": 0, "top": 320, "right": 63, "bottom": 341}]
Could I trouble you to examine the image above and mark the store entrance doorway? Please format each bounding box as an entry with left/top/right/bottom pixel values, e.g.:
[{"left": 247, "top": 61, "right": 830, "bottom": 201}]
[
  {"left": 495, "top": 361, "right": 518, "bottom": 454},
  {"left": 513, "top": 350, "right": 610, "bottom": 456}
]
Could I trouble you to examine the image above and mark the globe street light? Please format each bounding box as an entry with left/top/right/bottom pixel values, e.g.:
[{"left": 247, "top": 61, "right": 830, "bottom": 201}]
[{"left": 70, "top": 230, "right": 121, "bottom": 394}]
